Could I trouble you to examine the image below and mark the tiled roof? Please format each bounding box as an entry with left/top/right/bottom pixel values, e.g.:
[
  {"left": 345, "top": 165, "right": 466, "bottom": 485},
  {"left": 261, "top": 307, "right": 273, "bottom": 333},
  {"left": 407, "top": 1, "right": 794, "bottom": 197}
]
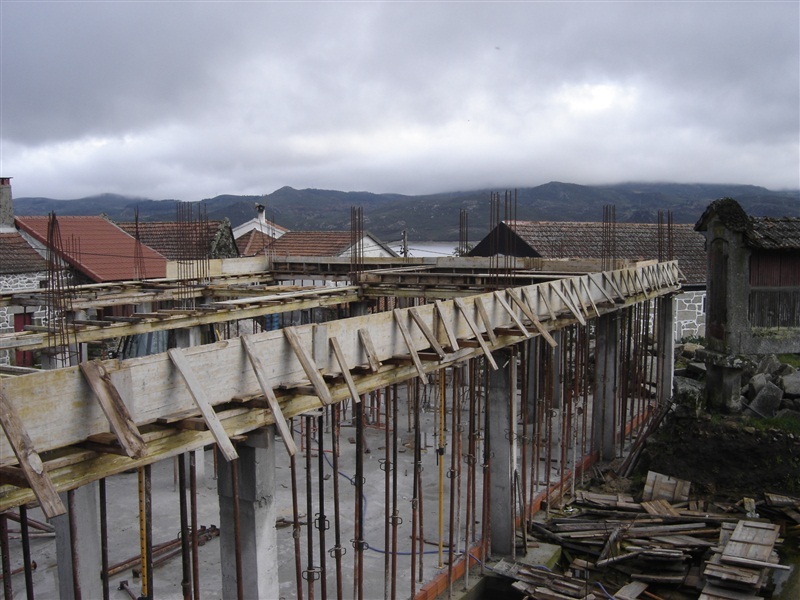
[
  {"left": 15, "top": 216, "right": 167, "bottom": 282},
  {"left": 117, "top": 221, "right": 237, "bottom": 260},
  {"left": 235, "top": 229, "right": 276, "bottom": 257},
  {"left": 695, "top": 198, "right": 800, "bottom": 251},
  {"left": 745, "top": 218, "right": 800, "bottom": 250},
  {"left": 501, "top": 221, "right": 707, "bottom": 285},
  {"left": 267, "top": 231, "right": 355, "bottom": 257},
  {"left": 0, "top": 232, "right": 47, "bottom": 275}
]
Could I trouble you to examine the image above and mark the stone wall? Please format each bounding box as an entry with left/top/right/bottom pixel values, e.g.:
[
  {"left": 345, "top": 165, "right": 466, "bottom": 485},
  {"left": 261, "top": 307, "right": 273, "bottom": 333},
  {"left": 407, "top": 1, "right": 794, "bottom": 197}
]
[
  {"left": 675, "top": 290, "right": 706, "bottom": 341},
  {"left": 0, "top": 271, "right": 49, "bottom": 366}
]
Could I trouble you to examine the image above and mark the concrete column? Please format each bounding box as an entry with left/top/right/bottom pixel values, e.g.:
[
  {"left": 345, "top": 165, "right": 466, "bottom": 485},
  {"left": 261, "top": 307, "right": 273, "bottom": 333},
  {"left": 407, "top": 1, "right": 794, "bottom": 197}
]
[
  {"left": 551, "top": 331, "right": 563, "bottom": 410},
  {"left": 593, "top": 313, "right": 619, "bottom": 461},
  {"left": 656, "top": 295, "right": 676, "bottom": 403},
  {"left": 488, "top": 349, "right": 514, "bottom": 556},
  {"left": 52, "top": 483, "right": 102, "bottom": 600},
  {"left": 217, "top": 428, "right": 278, "bottom": 599}
]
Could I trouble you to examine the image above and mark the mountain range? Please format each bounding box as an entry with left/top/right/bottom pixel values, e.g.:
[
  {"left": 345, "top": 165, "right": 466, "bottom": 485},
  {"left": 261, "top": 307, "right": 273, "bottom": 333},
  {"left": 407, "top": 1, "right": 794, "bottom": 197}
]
[{"left": 14, "top": 182, "right": 800, "bottom": 242}]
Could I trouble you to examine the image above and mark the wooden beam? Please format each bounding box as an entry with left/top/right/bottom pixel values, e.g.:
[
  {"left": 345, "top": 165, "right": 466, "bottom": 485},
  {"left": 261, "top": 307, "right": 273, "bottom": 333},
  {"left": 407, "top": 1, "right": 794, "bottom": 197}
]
[
  {"left": 329, "top": 336, "right": 362, "bottom": 404},
  {"left": 537, "top": 284, "right": 557, "bottom": 321},
  {"left": 0, "top": 387, "right": 66, "bottom": 517},
  {"left": 509, "top": 290, "right": 558, "bottom": 348},
  {"left": 550, "top": 280, "right": 586, "bottom": 326},
  {"left": 434, "top": 300, "right": 459, "bottom": 351},
  {"left": 241, "top": 335, "right": 298, "bottom": 456},
  {"left": 79, "top": 361, "right": 147, "bottom": 459},
  {"left": 358, "top": 328, "right": 383, "bottom": 373},
  {"left": 474, "top": 297, "right": 498, "bottom": 345},
  {"left": 493, "top": 291, "right": 531, "bottom": 338},
  {"left": 283, "top": 327, "right": 334, "bottom": 406},
  {"left": 453, "top": 298, "right": 498, "bottom": 370},
  {"left": 167, "top": 348, "right": 239, "bottom": 462},
  {"left": 588, "top": 273, "right": 617, "bottom": 304},
  {"left": 408, "top": 308, "right": 446, "bottom": 359},
  {"left": 392, "top": 309, "right": 429, "bottom": 383}
]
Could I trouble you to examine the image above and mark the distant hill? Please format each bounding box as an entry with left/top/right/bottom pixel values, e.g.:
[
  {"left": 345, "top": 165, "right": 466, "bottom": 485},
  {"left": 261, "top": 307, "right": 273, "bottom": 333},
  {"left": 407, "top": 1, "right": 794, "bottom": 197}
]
[{"left": 14, "top": 182, "right": 800, "bottom": 241}]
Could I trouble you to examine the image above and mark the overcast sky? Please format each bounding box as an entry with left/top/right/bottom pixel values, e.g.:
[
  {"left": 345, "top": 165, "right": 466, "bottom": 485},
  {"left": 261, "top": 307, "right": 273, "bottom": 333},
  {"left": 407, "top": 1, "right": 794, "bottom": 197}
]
[{"left": 1, "top": 1, "right": 798, "bottom": 201}]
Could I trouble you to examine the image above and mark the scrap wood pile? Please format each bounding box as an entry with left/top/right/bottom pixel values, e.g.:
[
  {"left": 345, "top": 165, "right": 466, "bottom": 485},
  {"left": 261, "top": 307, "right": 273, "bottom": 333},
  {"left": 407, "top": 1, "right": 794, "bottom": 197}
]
[{"left": 505, "top": 472, "right": 798, "bottom": 600}]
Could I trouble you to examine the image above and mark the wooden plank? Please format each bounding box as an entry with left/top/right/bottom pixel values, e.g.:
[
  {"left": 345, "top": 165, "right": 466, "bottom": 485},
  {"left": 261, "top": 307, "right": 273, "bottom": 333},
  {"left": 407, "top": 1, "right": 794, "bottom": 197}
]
[
  {"left": 579, "top": 277, "right": 601, "bottom": 317},
  {"left": 408, "top": 308, "right": 446, "bottom": 359},
  {"left": 329, "top": 336, "right": 362, "bottom": 404},
  {"left": 474, "top": 297, "right": 497, "bottom": 345},
  {"left": 603, "top": 272, "right": 626, "bottom": 300},
  {"left": 358, "top": 328, "right": 382, "bottom": 372},
  {"left": 588, "top": 272, "right": 617, "bottom": 304},
  {"left": 241, "top": 335, "right": 297, "bottom": 456},
  {"left": 511, "top": 289, "right": 558, "bottom": 348},
  {"left": 493, "top": 291, "right": 531, "bottom": 338},
  {"left": 614, "top": 581, "right": 648, "bottom": 600},
  {"left": 0, "top": 387, "right": 66, "bottom": 517},
  {"left": 642, "top": 498, "right": 681, "bottom": 517},
  {"left": 434, "top": 300, "right": 459, "bottom": 351},
  {"left": 453, "top": 298, "right": 498, "bottom": 370},
  {"left": 283, "top": 327, "right": 333, "bottom": 406},
  {"left": 537, "top": 284, "right": 557, "bottom": 321},
  {"left": 392, "top": 309, "right": 428, "bottom": 383},
  {"left": 550, "top": 281, "right": 586, "bottom": 325},
  {"left": 79, "top": 360, "right": 147, "bottom": 459},
  {"left": 568, "top": 280, "right": 590, "bottom": 319},
  {"left": 167, "top": 348, "right": 239, "bottom": 461}
]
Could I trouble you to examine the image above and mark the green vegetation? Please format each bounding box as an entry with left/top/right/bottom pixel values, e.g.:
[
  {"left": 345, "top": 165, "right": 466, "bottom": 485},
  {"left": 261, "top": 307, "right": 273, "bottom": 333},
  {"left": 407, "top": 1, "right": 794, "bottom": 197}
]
[
  {"left": 742, "top": 415, "right": 800, "bottom": 436},
  {"left": 778, "top": 354, "right": 800, "bottom": 368}
]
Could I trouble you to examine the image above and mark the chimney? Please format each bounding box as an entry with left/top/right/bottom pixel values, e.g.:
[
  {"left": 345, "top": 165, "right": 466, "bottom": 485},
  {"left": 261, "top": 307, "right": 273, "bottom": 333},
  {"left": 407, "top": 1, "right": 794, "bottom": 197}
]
[
  {"left": 0, "top": 177, "right": 14, "bottom": 232},
  {"left": 256, "top": 203, "right": 267, "bottom": 226}
]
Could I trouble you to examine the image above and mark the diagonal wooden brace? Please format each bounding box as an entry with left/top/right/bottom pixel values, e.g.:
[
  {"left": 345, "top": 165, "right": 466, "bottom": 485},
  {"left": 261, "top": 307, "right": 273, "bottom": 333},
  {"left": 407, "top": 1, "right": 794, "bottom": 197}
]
[
  {"left": 0, "top": 387, "right": 66, "bottom": 518},
  {"left": 453, "top": 297, "right": 498, "bottom": 370},
  {"left": 509, "top": 290, "right": 557, "bottom": 348},
  {"left": 329, "top": 336, "right": 362, "bottom": 404},
  {"left": 474, "top": 297, "right": 498, "bottom": 345},
  {"left": 392, "top": 309, "right": 429, "bottom": 383},
  {"left": 434, "top": 300, "right": 459, "bottom": 351},
  {"left": 79, "top": 360, "right": 147, "bottom": 459},
  {"left": 284, "top": 327, "right": 333, "bottom": 405},
  {"left": 168, "top": 348, "right": 239, "bottom": 461},
  {"left": 493, "top": 291, "right": 531, "bottom": 338},
  {"left": 550, "top": 281, "right": 586, "bottom": 326},
  {"left": 408, "top": 308, "right": 446, "bottom": 359},
  {"left": 241, "top": 335, "right": 297, "bottom": 456},
  {"left": 358, "top": 328, "right": 383, "bottom": 372}
]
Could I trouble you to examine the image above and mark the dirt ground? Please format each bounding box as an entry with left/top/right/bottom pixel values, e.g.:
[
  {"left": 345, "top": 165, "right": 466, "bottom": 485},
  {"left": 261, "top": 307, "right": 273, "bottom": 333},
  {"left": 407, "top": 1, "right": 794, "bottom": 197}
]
[{"left": 638, "top": 413, "right": 800, "bottom": 498}]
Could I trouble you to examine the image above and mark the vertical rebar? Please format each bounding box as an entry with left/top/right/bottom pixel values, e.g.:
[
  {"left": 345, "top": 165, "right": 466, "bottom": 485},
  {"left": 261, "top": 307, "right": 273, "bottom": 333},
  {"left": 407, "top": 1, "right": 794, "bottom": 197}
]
[
  {"left": 190, "top": 452, "right": 200, "bottom": 600},
  {"left": 1, "top": 512, "right": 11, "bottom": 600},
  {"left": 316, "top": 414, "right": 328, "bottom": 600},
  {"left": 305, "top": 415, "right": 316, "bottom": 600},
  {"left": 68, "top": 489, "right": 82, "bottom": 600},
  {"left": 178, "top": 455, "right": 192, "bottom": 600},
  {"left": 231, "top": 456, "right": 244, "bottom": 600},
  {"left": 330, "top": 408, "right": 343, "bottom": 600},
  {"left": 99, "top": 479, "right": 109, "bottom": 600},
  {"left": 290, "top": 419, "right": 305, "bottom": 600},
  {"left": 390, "top": 384, "right": 399, "bottom": 600}
]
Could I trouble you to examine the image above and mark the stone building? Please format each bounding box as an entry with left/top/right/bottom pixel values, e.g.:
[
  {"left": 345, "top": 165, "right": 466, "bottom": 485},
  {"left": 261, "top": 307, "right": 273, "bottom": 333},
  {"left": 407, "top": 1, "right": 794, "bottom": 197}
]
[{"left": 695, "top": 198, "right": 800, "bottom": 411}]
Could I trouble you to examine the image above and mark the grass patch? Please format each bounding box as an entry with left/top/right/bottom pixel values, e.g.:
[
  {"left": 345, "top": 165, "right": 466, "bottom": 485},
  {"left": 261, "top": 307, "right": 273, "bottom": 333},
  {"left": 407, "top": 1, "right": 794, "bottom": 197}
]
[
  {"left": 743, "top": 415, "right": 800, "bottom": 435},
  {"left": 779, "top": 353, "right": 800, "bottom": 368}
]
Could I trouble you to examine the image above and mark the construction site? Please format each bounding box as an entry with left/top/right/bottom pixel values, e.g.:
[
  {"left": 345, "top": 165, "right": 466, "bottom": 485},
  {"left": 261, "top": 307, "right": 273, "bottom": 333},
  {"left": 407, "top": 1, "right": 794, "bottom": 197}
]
[{"left": 1, "top": 187, "right": 798, "bottom": 600}]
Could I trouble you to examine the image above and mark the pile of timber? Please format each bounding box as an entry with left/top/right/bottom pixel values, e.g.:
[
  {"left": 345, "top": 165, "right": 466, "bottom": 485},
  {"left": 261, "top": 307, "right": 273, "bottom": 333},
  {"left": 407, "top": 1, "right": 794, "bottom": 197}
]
[{"left": 519, "top": 473, "right": 795, "bottom": 600}]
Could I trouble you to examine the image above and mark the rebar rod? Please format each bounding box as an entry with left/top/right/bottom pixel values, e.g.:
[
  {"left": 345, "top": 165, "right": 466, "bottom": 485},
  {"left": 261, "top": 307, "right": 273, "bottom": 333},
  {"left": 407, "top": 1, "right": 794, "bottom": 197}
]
[
  {"left": 99, "top": 479, "right": 109, "bottom": 600},
  {"left": 438, "top": 371, "right": 445, "bottom": 570},
  {"left": 316, "top": 414, "right": 328, "bottom": 600},
  {"left": 383, "top": 389, "right": 391, "bottom": 600},
  {"left": 190, "top": 452, "right": 200, "bottom": 600},
  {"left": 305, "top": 415, "right": 316, "bottom": 600},
  {"left": 410, "top": 383, "right": 420, "bottom": 597},
  {"left": 329, "top": 406, "right": 344, "bottom": 600},
  {"left": 1, "top": 512, "right": 11, "bottom": 600},
  {"left": 448, "top": 368, "right": 458, "bottom": 598},
  {"left": 354, "top": 398, "right": 365, "bottom": 600},
  {"left": 68, "top": 489, "right": 82, "bottom": 600},
  {"left": 289, "top": 419, "right": 305, "bottom": 600},
  {"left": 390, "top": 383, "right": 399, "bottom": 600},
  {"left": 178, "top": 456, "right": 192, "bottom": 600},
  {"left": 18, "top": 504, "right": 33, "bottom": 600}
]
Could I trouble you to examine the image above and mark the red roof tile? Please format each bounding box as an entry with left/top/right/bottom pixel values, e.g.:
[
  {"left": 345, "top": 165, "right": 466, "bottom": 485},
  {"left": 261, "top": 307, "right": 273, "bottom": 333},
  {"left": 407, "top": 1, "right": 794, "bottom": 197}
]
[
  {"left": 15, "top": 216, "right": 166, "bottom": 282},
  {"left": 117, "top": 221, "right": 237, "bottom": 260},
  {"left": 235, "top": 229, "right": 276, "bottom": 257},
  {"left": 267, "top": 231, "right": 355, "bottom": 257},
  {"left": 0, "top": 232, "right": 47, "bottom": 275}
]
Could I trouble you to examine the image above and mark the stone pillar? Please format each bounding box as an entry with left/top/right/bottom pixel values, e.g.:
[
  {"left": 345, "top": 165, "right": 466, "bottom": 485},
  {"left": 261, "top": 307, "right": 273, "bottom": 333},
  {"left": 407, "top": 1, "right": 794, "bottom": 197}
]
[
  {"left": 656, "top": 295, "right": 676, "bottom": 403},
  {"left": 488, "top": 349, "right": 514, "bottom": 556},
  {"left": 217, "top": 428, "right": 278, "bottom": 599},
  {"left": 52, "top": 483, "right": 102, "bottom": 600},
  {"left": 593, "top": 313, "right": 619, "bottom": 461}
]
